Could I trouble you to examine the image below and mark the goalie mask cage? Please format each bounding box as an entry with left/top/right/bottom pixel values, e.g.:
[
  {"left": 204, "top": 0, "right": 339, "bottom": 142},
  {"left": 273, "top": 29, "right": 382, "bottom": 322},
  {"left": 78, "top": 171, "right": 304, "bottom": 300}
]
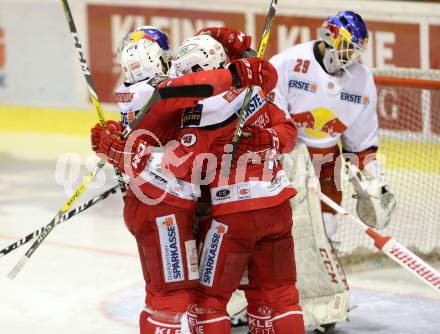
[{"left": 336, "top": 67, "right": 440, "bottom": 267}]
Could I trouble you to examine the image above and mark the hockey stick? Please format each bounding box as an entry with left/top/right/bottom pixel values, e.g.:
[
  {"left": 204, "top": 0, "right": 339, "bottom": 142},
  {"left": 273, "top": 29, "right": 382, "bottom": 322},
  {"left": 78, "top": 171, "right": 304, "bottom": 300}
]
[
  {"left": 60, "top": 0, "right": 127, "bottom": 196},
  {"left": 308, "top": 186, "right": 440, "bottom": 294},
  {"left": 7, "top": 80, "right": 216, "bottom": 279},
  {"left": 0, "top": 185, "right": 118, "bottom": 258},
  {"left": 6, "top": 87, "right": 162, "bottom": 280},
  {"left": 230, "top": 0, "right": 278, "bottom": 153}
]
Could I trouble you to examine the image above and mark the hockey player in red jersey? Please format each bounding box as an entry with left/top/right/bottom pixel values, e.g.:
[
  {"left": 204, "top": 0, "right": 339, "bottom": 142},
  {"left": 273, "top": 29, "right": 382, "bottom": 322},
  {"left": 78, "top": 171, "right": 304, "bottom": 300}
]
[
  {"left": 91, "top": 31, "right": 277, "bottom": 334},
  {"left": 160, "top": 37, "right": 305, "bottom": 334}
]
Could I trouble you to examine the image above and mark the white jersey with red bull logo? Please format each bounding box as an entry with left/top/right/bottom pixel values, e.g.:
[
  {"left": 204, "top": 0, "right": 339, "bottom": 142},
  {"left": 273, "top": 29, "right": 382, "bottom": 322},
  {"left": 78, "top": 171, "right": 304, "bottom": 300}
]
[{"left": 270, "top": 41, "right": 378, "bottom": 153}]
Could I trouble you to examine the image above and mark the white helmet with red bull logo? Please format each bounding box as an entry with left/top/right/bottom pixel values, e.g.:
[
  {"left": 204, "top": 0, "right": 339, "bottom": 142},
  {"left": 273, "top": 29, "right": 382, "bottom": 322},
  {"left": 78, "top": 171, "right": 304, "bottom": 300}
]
[
  {"left": 117, "top": 25, "right": 171, "bottom": 70},
  {"left": 120, "top": 38, "right": 167, "bottom": 83}
]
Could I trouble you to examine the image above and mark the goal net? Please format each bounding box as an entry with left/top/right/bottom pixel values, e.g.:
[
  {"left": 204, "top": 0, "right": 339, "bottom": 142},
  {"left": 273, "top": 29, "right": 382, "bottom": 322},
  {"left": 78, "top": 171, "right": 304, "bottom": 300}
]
[{"left": 335, "top": 67, "right": 440, "bottom": 266}]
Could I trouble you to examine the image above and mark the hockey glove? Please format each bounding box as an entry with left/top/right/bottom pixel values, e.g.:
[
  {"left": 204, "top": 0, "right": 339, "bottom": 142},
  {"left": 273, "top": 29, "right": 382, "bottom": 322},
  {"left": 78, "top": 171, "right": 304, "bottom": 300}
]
[
  {"left": 91, "top": 120, "right": 124, "bottom": 153},
  {"left": 197, "top": 27, "right": 252, "bottom": 60},
  {"left": 346, "top": 161, "right": 397, "bottom": 229},
  {"left": 228, "top": 57, "right": 278, "bottom": 92},
  {"left": 234, "top": 126, "right": 280, "bottom": 162}
]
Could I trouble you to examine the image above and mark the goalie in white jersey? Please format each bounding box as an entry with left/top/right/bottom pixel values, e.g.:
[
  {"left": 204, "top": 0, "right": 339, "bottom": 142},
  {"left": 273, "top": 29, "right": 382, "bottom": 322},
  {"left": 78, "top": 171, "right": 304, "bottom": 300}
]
[{"left": 234, "top": 10, "right": 397, "bottom": 333}]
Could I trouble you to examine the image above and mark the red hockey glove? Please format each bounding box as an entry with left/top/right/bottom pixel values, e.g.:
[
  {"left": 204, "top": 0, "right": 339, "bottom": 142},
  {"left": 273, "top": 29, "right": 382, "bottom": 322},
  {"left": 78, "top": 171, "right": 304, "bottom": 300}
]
[
  {"left": 197, "top": 27, "right": 252, "bottom": 60},
  {"left": 98, "top": 131, "right": 132, "bottom": 173},
  {"left": 234, "top": 126, "right": 280, "bottom": 162},
  {"left": 91, "top": 124, "right": 103, "bottom": 153},
  {"left": 90, "top": 120, "right": 124, "bottom": 153},
  {"left": 228, "top": 57, "right": 278, "bottom": 92},
  {"left": 104, "top": 120, "right": 124, "bottom": 137}
]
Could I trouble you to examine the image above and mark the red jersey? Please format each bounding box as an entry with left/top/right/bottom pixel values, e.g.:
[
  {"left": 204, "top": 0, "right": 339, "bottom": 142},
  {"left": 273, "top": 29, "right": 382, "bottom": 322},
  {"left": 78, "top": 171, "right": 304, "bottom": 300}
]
[
  {"left": 163, "top": 86, "right": 297, "bottom": 216},
  {"left": 117, "top": 69, "right": 234, "bottom": 210}
]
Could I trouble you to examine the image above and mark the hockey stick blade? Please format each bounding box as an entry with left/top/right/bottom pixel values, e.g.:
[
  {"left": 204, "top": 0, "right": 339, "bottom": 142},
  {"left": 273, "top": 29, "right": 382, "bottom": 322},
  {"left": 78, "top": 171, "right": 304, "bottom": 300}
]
[
  {"left": 0, "top": 185, "right": 118, "bottom": 258},
  {"left": 7, "top": 257, "right": 29, "bottom": 280},
  {"left": 309, "top": 185, "right": 440, "bottom": 294}
]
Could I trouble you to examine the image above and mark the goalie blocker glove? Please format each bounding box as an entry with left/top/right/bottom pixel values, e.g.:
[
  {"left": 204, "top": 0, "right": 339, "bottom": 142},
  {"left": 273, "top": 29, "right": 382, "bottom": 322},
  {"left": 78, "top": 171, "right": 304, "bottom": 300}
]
[{"left": 346, "top": 160, "right": 397, "bottom": 229}]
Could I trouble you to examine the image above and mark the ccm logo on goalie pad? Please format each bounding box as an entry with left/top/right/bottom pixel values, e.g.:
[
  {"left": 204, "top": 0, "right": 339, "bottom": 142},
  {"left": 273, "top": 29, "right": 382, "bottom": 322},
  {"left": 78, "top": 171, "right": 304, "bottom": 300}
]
[
  {"left": 199, "top": 220, "right": 228, "bottom": 287},
  {"left": 156, "top": 215, "right": 184, "bottom": 283}
]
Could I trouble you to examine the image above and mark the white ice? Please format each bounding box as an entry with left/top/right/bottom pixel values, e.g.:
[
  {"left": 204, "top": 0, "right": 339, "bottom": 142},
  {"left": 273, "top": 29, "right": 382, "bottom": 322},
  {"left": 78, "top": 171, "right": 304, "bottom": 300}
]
[{"left": 1, "top": 133, "right": 439, "bottom": 333}]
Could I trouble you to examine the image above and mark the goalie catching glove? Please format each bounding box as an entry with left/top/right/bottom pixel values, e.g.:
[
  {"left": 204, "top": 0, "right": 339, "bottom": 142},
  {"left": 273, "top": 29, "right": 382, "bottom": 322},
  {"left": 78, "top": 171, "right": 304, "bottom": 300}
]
[
  {"left": 346, "top": 160, "right": 397, "bottom": 229},
  {"left": 91, "top": 120, "right": 151, "bottom": 175}
]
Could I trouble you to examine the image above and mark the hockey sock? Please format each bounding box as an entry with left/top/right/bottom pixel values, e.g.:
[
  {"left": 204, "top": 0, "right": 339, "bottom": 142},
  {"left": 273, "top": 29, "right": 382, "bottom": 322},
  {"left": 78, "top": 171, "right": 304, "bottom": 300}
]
[
  {"left": 197, "top": 311, "right": 231, "bottom": 334},
  {"left": 247, "top": 304, "right": 274, "bottom": 334},
  {"left": 271, "top": 305, "right": 304, "bottom": 334},
  {"left": 186, "top": 304, "right": 198, "bottom": 334},
  {"left": 144, "top": 316, "right": 182, "bottom": 334},
  {"left": 139, "top": 305, "right": 153, "bottom": 334}
]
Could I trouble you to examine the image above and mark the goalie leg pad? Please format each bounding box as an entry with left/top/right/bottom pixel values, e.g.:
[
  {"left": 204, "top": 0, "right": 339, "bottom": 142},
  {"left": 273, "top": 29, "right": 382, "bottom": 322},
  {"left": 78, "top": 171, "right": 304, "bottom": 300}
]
[{"left": 284, "top": 145, "right": 350, "bottom": 328}]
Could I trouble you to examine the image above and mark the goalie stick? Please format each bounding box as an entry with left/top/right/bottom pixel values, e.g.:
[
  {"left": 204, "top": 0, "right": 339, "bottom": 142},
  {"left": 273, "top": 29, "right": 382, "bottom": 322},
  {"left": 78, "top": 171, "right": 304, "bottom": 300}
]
[
  {"left": 0, "top": 185, "right": 118, "bottom": 258},
  {"left": 308, "top": 186, "right": 440, "bottom": 294},
  {"left": 224, "top": 0, "right": 278, "bottom": 175}
]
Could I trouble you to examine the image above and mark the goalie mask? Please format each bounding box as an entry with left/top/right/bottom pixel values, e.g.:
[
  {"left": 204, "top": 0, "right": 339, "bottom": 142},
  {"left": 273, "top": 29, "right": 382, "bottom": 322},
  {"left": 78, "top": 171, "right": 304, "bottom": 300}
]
[
  {"left": 121, "top": 38, "right": 167, "bottom": 83},
  {"left": 318, "top": 11, "right": 368, "bottom": 74},
  {"left": 171, "top": 35, "right": 226, "bottom": 76}
]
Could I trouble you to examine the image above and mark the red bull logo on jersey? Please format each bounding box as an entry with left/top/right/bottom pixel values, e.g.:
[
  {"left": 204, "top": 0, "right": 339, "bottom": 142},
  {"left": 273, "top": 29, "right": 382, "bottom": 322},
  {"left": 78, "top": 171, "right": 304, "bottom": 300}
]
[
  {"left": 156, "top": 215, "right": 184, "bottom": 282},
  {"left": 293, "top": 108, "right": 347, "bottom": 139},
  {"left": 288, "top": 79, "right": 318, "bottom": 93},
  {"left": 340, "top": 90, "right": 369, "bottom": 105},
  {"left": 200, "top": 221, "right": 228, "bottom": 287}
]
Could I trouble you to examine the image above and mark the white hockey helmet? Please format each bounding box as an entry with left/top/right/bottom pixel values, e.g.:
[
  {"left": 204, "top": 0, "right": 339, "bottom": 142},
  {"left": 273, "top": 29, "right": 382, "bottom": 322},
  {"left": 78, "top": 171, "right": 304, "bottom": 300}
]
[
  {"left": 117, "top": 25, "right": 171, "bottom": 67},
  {"left": 120, "top": 38, "right": 167, "bottom": 83},
  {"left": 172, "top": 35, "right": 226, "bottom": 76}
]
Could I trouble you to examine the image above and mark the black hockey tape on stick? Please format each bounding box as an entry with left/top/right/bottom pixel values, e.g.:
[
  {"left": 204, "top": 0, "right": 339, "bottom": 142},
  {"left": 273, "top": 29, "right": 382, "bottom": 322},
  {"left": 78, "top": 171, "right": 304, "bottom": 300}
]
[{"left": 0, "top": 185, "right": 118, "bottom": 258}]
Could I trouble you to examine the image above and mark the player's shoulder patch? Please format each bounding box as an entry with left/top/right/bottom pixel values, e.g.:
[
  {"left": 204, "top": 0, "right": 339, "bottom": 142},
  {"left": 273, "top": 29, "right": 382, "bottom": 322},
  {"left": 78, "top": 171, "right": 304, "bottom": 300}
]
[
  {"left": 222, "top": 87, "right": 246, "bottom": 103},
  {"left": 147, "top": 75, "right": 169, "bottom": 88}
]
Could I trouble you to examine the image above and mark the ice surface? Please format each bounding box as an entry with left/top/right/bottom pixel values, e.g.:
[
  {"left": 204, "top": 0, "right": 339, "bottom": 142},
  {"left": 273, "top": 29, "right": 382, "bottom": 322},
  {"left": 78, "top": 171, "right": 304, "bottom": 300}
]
[{"left": 1, "top": 134, "right": 439, "bottom": 333}]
